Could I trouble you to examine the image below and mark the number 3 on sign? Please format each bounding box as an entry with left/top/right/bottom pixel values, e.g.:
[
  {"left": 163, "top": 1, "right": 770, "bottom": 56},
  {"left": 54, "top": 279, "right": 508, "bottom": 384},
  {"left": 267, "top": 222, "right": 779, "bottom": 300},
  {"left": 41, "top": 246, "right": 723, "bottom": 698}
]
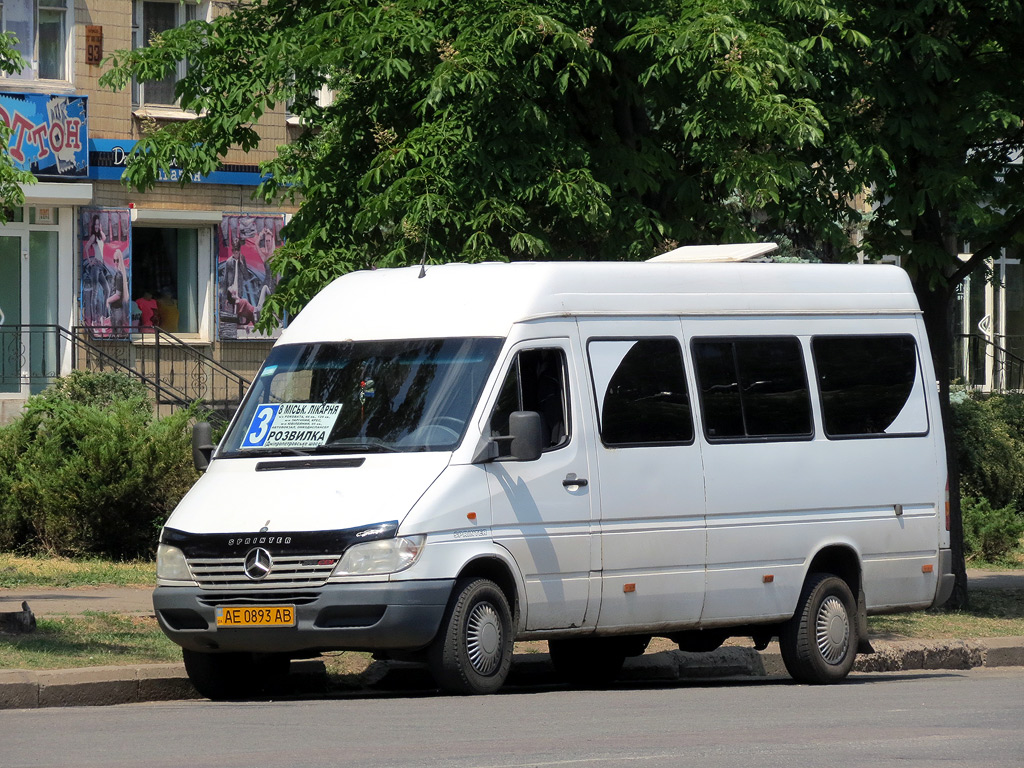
[{"left": 242, "top": 404, "right": 279, "bottom": 448}]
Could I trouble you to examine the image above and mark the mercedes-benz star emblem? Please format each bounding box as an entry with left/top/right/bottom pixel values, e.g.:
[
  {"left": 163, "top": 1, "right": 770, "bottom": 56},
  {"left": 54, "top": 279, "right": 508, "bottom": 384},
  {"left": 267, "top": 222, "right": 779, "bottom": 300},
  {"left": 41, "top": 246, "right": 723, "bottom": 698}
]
[{"left": 243, "top": 547, "right": 273, "bottom": 581}]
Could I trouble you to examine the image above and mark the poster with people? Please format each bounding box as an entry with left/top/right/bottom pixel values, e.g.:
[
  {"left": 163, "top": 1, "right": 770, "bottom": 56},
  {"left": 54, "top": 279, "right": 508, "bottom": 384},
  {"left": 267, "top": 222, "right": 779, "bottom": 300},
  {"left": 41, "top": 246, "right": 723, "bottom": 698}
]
[
  {"left": 80, "top": 208, "right": 132, "bottom": 338},
  {"left": 217, "top": 214, "right": 285, "bottom": 340}
]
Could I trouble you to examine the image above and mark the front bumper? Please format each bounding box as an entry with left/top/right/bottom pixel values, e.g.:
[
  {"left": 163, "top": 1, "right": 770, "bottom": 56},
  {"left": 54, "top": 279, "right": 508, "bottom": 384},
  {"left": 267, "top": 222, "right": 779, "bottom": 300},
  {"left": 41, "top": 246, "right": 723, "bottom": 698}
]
[{"left": 153, "top": 579, "right": 455, "bottom": 654}]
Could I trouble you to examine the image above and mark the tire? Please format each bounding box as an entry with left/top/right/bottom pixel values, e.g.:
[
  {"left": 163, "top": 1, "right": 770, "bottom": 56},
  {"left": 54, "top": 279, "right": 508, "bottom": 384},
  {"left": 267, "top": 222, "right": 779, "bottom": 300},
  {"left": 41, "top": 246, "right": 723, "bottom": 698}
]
[
  {"left": 428, "top": 578, "right": 513, "bottom": 695},
  {"left": 182, "top": 649, "right": 290, "bottom": 700},
  {"left": 779, "top": 573, "right": 858, "bottom": 684},
  {"left": 548, "top": 637, "right": 635, "bottom": 687}
]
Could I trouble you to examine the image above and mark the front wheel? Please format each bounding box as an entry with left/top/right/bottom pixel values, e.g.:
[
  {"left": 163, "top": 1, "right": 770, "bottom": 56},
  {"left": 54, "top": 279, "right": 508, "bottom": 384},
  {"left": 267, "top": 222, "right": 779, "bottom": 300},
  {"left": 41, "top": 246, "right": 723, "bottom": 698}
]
[
  {"left": 779, "top": 573, "right": 858, "bottom": 684},
  {"left": 428, "top": 578, "right": 513, "bottom": 695}
]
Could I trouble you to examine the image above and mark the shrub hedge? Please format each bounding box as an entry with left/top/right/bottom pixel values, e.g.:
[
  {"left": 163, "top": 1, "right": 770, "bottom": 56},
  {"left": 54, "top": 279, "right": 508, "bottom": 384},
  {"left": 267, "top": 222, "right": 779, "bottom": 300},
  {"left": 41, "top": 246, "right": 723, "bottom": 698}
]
[
  {"left": 952, "top": 391, "right": 1024, "bottom": 564},
  {"left": 0, "top": 371, "right": 200, "bottom": 559}
]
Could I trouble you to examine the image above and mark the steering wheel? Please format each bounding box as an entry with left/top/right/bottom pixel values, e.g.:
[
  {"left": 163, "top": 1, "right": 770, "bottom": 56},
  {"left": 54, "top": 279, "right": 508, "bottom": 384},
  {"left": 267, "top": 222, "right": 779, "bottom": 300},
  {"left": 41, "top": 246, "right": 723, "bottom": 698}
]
[
  {"left": 397, "top": 419, "right": 464, "bottom": 447},
  {"left": 423, "top": 417, "right": 466, "bottom": 435}
]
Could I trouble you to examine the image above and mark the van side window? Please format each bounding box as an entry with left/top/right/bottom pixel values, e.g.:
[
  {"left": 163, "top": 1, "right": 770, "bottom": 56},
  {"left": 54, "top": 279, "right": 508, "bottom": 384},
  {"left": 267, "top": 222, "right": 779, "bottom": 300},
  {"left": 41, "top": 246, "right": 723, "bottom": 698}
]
[
  {"left": 693, "top": 337, "right": 812, "bottom": 441},
  {"left": 588, "top": 338, "right": 693, "bottom": 446},
  {"left": 812, "top": 335, "right": 928, "bottom": 437},
  {"left": 490, "top": 348, "right": 570, "bottom": 454}
]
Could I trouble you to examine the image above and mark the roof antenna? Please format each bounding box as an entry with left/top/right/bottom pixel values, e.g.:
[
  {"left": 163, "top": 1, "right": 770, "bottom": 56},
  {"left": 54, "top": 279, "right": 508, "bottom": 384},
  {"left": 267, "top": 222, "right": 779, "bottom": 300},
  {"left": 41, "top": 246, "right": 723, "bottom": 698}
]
[{"left": 418, "top": 190, "right": 432, "bottom": 278}]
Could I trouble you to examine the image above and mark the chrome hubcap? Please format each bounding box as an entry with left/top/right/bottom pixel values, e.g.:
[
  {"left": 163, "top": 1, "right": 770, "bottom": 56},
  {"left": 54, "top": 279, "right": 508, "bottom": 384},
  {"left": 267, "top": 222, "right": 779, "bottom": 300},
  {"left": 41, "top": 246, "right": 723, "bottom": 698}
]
[
  {"left": 466, "top": 601, "right": 503, "bottom": 675},
  {"left": 815, "top": 595, "right": 850, "bottom": 665}
]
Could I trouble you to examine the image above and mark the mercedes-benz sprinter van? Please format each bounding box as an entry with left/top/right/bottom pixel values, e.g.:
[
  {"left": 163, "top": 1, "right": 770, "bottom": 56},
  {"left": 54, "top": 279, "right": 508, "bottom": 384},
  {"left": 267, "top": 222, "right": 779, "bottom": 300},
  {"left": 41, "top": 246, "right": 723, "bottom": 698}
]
[{"left": 153, "top": 259, "right": 953, "bottom": 697}]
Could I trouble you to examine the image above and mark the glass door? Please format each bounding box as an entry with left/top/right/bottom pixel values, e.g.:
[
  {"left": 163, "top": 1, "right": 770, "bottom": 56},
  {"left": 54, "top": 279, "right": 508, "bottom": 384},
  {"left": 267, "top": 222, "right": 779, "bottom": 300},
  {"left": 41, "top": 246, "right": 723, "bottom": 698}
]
[
  {"left": 29, "top": 231, "right": 60, "bottom": 393},
  {"left": 0, "top": 234, "right": 26, "bottom": 394}
]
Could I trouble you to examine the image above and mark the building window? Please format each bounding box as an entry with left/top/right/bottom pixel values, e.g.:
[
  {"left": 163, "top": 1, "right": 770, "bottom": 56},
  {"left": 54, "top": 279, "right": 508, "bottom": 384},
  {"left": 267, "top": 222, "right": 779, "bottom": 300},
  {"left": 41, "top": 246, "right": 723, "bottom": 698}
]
[
  {"left": 132, "top": 0, "right": 196, "bottom": 106},
  {"left": 0, "top": 0, "right": 68, "bottom": 81}
]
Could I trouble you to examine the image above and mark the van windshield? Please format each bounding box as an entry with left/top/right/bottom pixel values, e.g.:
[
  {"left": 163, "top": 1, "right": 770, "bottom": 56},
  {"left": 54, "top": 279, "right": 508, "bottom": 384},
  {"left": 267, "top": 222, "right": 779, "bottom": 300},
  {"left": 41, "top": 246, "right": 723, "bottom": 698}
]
[{"left": 219, "top": 338, "right": 503, "bottom": 457}]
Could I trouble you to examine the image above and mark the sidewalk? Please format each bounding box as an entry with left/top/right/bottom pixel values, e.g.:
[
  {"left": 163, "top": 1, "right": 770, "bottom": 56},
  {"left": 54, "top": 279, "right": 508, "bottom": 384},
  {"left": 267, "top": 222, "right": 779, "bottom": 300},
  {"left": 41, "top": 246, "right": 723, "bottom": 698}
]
[{"left": 1, "top": 570, "right": 1022, "bottom": 709}]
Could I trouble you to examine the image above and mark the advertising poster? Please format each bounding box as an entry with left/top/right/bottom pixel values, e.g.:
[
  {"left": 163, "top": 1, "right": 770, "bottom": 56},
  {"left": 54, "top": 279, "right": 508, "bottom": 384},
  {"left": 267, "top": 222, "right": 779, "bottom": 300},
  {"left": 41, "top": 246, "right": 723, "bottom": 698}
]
[
  {"left": 217, "top": 214, "right": 285, "bottom": 341},
  {"left": 80, "top": 208, "right": 132, "bottom": 338},
  {"left": 0, "top": 92, "right": 88, "bottom": 178}
]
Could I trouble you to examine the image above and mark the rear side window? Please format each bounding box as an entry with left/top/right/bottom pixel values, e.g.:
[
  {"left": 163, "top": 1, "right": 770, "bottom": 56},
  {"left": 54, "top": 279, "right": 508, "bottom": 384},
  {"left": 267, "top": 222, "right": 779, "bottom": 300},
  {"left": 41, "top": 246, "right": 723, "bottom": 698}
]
[
  {"left": 588, "top": 338, "right": 693, "bottom": 446},
  {"left": 693, "top": 337, "right": 812, "bottom": 441},
  {"left": 812, "top": 335, "right": 928, "bottom": 437}
]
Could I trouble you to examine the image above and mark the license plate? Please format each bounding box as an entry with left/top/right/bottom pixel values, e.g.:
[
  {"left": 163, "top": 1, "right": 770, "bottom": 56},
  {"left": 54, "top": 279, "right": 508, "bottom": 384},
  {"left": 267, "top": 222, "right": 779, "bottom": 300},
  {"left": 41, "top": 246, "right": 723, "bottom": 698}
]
[{"left": 216, "top": 605, "right": 295, "bottom": 627}]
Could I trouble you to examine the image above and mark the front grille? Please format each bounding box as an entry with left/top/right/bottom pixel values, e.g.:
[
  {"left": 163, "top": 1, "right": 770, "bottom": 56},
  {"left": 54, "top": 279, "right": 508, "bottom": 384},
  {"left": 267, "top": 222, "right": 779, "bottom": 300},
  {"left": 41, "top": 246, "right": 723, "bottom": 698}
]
[
  {"left": 188, "top": 554, "right": 340, "bottom": 589},
  {"left": 197, "top": 591, "right": 321, "bottom": 607}
]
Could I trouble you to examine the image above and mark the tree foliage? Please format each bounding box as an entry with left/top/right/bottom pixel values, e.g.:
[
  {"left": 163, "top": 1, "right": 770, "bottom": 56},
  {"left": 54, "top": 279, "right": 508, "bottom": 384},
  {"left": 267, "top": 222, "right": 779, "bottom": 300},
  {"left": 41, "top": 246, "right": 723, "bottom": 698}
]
[
  {"left": 101, "top": 0, "right": 862, "bottom": 322},
  {"left": 101, "top": 0, "right": 1024, "bottom": 604},
  {"left": 0, "top": 31, "right": 37, "bottom": 220}
]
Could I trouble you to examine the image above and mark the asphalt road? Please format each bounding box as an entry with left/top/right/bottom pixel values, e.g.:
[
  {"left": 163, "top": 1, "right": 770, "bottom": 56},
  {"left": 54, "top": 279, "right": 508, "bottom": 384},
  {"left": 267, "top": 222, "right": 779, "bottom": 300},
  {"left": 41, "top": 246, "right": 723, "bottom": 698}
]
[{"left": 2, "top": 667, "right": 1023, "bottom": 768}]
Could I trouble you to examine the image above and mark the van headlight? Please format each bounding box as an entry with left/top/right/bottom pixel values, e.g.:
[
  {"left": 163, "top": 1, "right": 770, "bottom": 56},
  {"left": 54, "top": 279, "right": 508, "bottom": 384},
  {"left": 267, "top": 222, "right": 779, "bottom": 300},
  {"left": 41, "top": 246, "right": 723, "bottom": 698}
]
[
  {"left": 156, "top": 543, "right": 195, "bottom": 582},
  {"left": 331, "top": 535, "right": 425, "bottom": 576}
]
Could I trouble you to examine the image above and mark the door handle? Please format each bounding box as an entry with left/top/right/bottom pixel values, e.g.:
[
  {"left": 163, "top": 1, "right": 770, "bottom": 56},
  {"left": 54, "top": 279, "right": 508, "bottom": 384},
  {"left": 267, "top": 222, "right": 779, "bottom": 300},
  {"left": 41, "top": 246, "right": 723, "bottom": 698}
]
[{"left": 562, "top": 473, "right": 588, "bottom": 488}]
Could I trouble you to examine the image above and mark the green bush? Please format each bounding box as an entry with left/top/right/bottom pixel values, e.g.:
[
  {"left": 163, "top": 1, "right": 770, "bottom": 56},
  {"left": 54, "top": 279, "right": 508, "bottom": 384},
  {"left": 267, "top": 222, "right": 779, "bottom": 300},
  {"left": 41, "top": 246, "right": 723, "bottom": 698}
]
[
  {"left": 951, "top": 392, "right": 1024, "bottom": 564},
  {"left": 951, "top": 394, "right": 1024, "bottom": 512},
  {"left": 962, "top": 496, "right": 1024, "bottom": 564},
  {"left": 0, "top": 371, "right": 200, "bottom": 559},
  {"left": 34, "top": 369, "right": 150, "bottom": 411}
]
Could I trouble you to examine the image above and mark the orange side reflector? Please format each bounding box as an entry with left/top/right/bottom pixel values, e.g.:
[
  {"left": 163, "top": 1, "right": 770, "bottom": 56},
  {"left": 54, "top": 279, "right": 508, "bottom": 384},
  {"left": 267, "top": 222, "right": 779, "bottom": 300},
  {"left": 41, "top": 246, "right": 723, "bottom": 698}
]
[
  {"left": 623, "top": 583, "right": 636, "bottom": 593},
  {"left": 763, "top": 574, "right": 774, "bottom": 583},
  {"left": 466, "top": 512, "right": 477, "bottom": 520},
  {"left": 922, "top": 564, "right": 934, "bottom": 573}
]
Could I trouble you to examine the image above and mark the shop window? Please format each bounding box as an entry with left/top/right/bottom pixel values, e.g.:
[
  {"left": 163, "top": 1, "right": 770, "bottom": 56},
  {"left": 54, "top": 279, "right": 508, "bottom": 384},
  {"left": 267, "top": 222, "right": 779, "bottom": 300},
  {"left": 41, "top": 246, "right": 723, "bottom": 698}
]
[
  {"left": 131, "top": 227, "right": 199, "bottom": 334},
  {"left": 1, "top": 0, "right": 68, "bottom": 81},
  {"left": 588, "top": 338, "right": 693, "bottom": 446},
  {"left": 132, "top": 0, "right": 197, "bottom": 106},
  {"left": 693, "top": 337, "right": 813, "bottom": 441}
]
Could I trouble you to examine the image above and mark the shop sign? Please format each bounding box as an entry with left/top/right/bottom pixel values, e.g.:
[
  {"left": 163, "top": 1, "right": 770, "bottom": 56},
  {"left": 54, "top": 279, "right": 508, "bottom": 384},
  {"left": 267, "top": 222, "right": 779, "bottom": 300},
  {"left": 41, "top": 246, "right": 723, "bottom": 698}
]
[
  {"left": 0, "top": 93, "right": 89, "bottom": 178},
  {"left": 89, "top": 139, "right": 266, "bottom": 186}
]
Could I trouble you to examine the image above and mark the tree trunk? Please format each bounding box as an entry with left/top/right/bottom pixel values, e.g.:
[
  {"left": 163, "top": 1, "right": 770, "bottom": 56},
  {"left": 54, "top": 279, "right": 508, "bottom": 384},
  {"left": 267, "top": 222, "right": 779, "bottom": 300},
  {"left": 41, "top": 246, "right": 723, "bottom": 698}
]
[{"left": 914, "top": 280, "right": 969, "bottom": 609}]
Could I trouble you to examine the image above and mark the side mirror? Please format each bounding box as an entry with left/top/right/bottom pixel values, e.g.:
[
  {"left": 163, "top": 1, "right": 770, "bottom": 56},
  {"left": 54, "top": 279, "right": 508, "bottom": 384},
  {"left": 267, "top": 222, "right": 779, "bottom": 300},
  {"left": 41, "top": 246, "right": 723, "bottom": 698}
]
[
  {"left": 192, "top": 421, "right": 215, "bottom": 472},
  {"left": 508, "top": 411, "right": 544, "bottom": 462}
]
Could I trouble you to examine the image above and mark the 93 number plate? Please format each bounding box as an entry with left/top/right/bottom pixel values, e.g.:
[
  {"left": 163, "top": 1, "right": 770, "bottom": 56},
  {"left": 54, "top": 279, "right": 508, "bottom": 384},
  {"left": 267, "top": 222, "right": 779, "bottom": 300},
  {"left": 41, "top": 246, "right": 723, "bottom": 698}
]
[{"left": 216, "top": 606, "right": 295, "bottom": 627}]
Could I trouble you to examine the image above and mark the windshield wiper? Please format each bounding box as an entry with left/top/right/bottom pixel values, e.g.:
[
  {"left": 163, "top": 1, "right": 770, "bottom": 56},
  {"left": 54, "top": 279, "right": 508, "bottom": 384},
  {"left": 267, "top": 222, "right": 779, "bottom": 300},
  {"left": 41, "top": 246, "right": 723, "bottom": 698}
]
[
  {"left": 229, "top": 446, "right": 312, "bottom": 458},
  {"left": 319, "top": 439, "right": 402, "bottom": 454}
]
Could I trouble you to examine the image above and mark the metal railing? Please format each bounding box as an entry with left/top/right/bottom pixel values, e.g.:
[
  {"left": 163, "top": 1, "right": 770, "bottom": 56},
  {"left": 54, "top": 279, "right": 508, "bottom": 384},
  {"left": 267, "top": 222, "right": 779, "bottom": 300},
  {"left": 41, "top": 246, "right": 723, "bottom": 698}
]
[
  {"left": 1, "top": 324, "right": 251, "bottom": 420},
  {"left": 955, "top": 333, "right": 1024, "bottom": 392},
  {"left": 0, "top": 324, "right": 64, "bottom": 390}
]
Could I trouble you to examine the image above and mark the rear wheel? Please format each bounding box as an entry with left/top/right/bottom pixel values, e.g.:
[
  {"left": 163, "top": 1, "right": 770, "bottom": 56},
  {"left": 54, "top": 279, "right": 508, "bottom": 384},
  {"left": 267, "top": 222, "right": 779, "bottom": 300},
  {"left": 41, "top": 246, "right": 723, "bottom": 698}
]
[
  {"left": 182, "top": 649, "right": 290, "bottom": 700},
  {"left": 779, "top": 573, "right": 858, "bottom": 684},
  {"left": 428, "top": 578, "right": 513, "bottom": 695}
]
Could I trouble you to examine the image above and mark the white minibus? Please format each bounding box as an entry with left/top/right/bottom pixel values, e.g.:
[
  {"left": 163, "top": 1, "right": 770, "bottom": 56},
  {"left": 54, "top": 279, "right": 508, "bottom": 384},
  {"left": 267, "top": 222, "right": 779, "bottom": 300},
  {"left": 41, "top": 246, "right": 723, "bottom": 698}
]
[{"left": 154, "top": 259, "right": 953, "bottom": 697}]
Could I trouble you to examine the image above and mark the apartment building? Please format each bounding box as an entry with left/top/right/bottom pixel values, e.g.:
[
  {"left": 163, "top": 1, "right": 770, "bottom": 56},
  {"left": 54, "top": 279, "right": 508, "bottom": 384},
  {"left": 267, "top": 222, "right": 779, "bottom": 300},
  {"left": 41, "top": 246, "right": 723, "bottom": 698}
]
[{"left": 0, "top": 0, "right": 299, "bottom": 423}]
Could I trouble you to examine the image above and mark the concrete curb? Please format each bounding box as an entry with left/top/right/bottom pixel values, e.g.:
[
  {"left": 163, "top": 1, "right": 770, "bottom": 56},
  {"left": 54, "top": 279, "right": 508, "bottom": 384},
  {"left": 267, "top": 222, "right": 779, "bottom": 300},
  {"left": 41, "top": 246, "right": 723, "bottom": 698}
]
[{"left": 2, "top": 636, "right": 1022, "bottom": 709}]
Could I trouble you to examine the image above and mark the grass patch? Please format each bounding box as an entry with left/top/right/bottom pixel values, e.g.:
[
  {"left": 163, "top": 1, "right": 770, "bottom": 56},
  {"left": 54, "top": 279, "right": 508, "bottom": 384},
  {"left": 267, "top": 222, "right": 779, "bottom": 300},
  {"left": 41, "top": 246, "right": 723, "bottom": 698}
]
[
  {"left": 0, "top": 553, "right": 155, "bottom": 588},
  {"left": 0, "top": 612, "right": 180, "bottom": 670},
  {"left": 869, "top": 588, "right": 1024, "bottom": 639}
]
